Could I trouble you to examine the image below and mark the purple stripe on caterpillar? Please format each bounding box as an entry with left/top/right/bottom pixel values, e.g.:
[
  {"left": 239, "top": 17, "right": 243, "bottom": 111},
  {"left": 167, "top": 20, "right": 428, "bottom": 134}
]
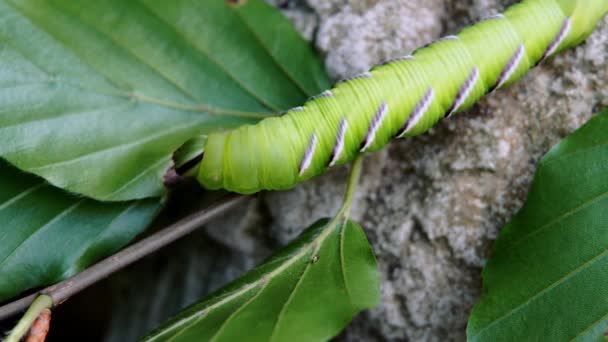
[
  {"left": 309, "top": 90, "right": 333, "bottom": 101},
  {"left": 481, "top": 13, "right": 505, "bottom": 21},
  {"left": 414, "top": 34, "right": 460, "bottom": 55},
  {"left": 490, "top": 44, "right": 525, "bottom": 92},
  {"left": 299, "top": 133, "right": 318, "bottom": 176},
  {"left": 361, "top": 102, "right": 389, "bottom": 152},
  {"left": 396, "top": 87, "right": 435, "bottom": 138},
  {"left": 437, "top": 35, "right": 459, "bottom": 42},
  {"left": 281, "top": 106, "right": 304, "bottom": 115},
  {"left": 447, "top": 67, "right": 480, "bottom": 117},
  {"left": 379, "top": 55, "right": 415, "bottom": 66},
  {"left": 542, "top": 18, "right": 571, "bottom": 61},
  {"left": 329, "top": 117, "right": 349, "bottom": 167},
  {"left": 338, "top": 71, "right": 373, "bottom": 83}
]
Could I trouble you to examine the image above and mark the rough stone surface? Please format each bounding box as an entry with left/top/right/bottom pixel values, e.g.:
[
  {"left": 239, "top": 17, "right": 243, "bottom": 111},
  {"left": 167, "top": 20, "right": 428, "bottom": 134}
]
[
  {"left": 101, "top": 1, "right": 608, "bottom": 341},
  {"left": 310, "top": 0, "right": 444, "bottom": 80}
]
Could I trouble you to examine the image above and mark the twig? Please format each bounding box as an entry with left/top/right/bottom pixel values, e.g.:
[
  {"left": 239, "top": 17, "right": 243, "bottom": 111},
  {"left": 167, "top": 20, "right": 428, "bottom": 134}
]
[{"left": 0, "top": 194, "right": 249, "bottom": 321}]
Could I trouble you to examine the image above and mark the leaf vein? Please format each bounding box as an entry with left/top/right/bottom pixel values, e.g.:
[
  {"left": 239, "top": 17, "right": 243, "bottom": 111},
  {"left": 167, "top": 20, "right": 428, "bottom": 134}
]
[
  {"left": 100, "top": 157, "right": 169, "bottom": 200},
  {"left": 338, "top": 219, "right": 354, "bottom": 306},
  {"left": 162, "top": 283, "right": 259, "bottom": 342},
  {"left": 0, "top": 102, "right": 135, "bottom": 131},
  {"left": 471, "top": 249, "right": 608, "bottom": 339},
  {"left": 60, "top": 201, "right": 142, "bottom": 279},
  {"left": 569, "top": 309, "right": 608, "bottom": 341},
  {"left": 0, "top": 181, "right": 45, "bottom": 211},
  {"left": 48, "top": 1, "right": 203, "bottom": 107},
  {"left": 0, "top": 200, "right": 86, "bottom": 271},
  {"left": 268, "top": 249, "right": 315, "bottom": 342},
  {"left": 209, "top": 282, "right": 268, "bottom": 342},
  {"left": 509, "top": 189, "right": 608, "bottom": 249},
  {"left": 228, "top": 6, "right": 310, "bottom": 97},
  {"left": 2, "top": 2, "right": 267, "bottom": 120},
  {"left": 28, "top": 120, "right": 200, "bottom": 171},
  {"left": 135, "top": 0, "right": 281, "bottom": 112}
]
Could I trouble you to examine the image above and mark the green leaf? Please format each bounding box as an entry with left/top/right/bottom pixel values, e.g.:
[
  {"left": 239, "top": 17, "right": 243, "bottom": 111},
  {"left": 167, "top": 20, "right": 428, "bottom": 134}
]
[
  {"left": 0, "top": 0, "right": 329, "bottom": 201},
  {"left": 0, "top": 159, "right": 160, "bottom": 302},
  {"left": 467, "top": 110, "right": 608, "bottom": 342},
  {"left": 173, "top": 135, "right": 207, "bottom": 172},
  {"left": 142, "top": 217, "right": 380, "bottom": 342}
]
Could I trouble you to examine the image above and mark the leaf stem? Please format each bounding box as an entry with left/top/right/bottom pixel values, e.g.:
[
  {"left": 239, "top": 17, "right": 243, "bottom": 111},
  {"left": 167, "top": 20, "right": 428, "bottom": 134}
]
[
  {"left": 303, "top": 154, "right": 365, "bottom": 256},
  {"left": 4, "top": 294, "right": 52, "bottom": 342},
  {"left": 338, "top": 154, "right": 364, "bottom": 219}
]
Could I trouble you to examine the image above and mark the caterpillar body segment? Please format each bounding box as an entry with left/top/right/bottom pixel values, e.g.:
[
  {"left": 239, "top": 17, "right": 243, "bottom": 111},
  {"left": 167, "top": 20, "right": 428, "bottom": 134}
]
[{"left": 198, "top": 0, "right": 608, "bottom": 194}]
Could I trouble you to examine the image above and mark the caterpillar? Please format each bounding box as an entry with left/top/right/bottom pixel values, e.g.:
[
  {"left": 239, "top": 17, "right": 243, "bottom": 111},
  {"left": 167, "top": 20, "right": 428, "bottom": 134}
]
[{"left": 196, "top": 0, "right": 608, "bottom": 194}]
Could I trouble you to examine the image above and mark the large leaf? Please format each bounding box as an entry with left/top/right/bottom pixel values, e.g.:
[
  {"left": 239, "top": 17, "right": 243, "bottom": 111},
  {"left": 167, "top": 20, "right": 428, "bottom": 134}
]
[
  {"left": 0, "top": 160, "right": 160, "bottom": 302},
  {"left": 0, "top": 0, "right": 329, "bottom": 201},
  {"left": 467, "top": 110, "right": 608, "bottom": 342},
  {"left": 142, "top": 217, "right": 380, "bottom": 342}
]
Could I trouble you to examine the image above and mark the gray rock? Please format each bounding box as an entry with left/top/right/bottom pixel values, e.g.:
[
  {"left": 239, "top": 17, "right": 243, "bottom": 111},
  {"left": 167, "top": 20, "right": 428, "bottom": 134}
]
[
  {"left": 310, "top": 0, "right": 444, "bottom": 80},
  {"left": 102, "top": 1, "right": 608, "bottom": 341}
]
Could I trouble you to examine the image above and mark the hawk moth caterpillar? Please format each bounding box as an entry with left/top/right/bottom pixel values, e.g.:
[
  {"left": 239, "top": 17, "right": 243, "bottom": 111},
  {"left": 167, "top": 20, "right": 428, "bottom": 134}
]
[{"left": 197, "top": 0, "right": 608, "bottom": 194}]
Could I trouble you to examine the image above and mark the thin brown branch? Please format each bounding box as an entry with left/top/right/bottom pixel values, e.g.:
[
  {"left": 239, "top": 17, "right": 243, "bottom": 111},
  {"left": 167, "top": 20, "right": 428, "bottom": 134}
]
[{"left": 0, "top": 194, "right": 250, "bottom": 321}]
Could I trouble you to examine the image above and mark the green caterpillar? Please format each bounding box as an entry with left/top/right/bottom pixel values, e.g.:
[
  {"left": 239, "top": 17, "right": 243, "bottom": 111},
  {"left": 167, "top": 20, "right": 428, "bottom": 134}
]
[{"left": 196, "top": 0, "right": 608, "bottom": 194}]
